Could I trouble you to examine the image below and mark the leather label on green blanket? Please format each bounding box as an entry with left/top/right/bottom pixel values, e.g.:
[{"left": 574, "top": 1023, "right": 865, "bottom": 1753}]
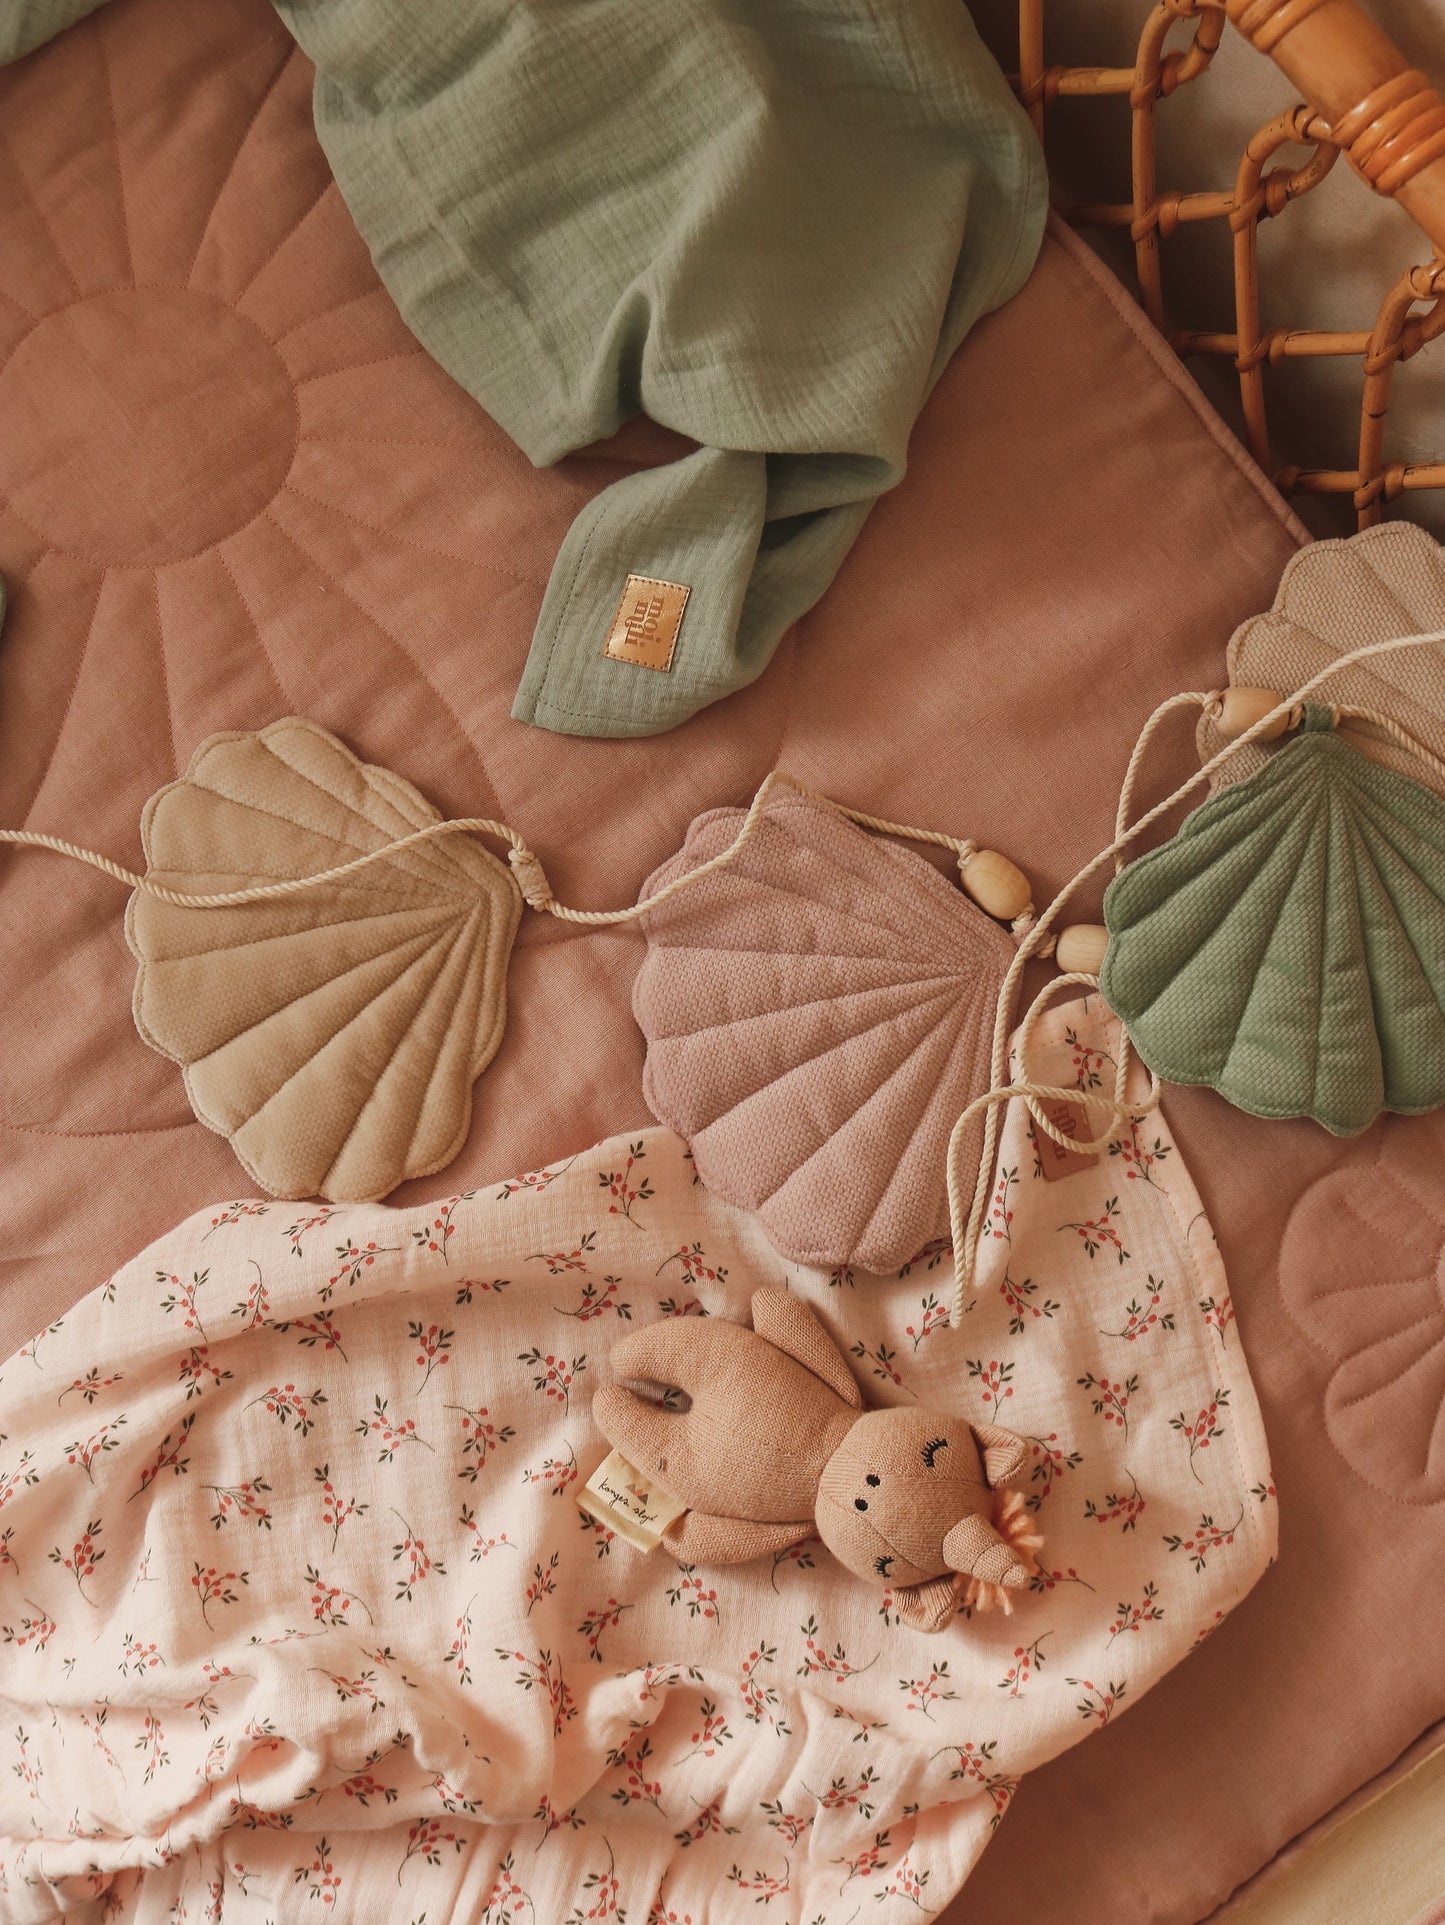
[
  {"left": 578, "top": 1448, "right": 688, "bottom": 1551},
  {"left": 603, "top": 574, "right": 690, "bottom": 672}
]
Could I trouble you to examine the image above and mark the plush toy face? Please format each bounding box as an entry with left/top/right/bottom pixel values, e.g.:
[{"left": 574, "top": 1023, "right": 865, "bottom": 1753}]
[{"left": 816, "top": 1409, "right": 997, "bottom": 1587}]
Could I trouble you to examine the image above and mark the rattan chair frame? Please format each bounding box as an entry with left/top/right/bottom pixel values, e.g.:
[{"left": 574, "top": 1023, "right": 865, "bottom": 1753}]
[{"left": 1015, "top": 0, "right": 1445, "bottom": 524}]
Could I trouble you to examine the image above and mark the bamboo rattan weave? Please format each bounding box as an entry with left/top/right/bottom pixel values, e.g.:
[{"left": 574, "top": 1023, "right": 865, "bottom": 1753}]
[{"left": 1014, "top": 0, "right": 1445, "bottom": 525}]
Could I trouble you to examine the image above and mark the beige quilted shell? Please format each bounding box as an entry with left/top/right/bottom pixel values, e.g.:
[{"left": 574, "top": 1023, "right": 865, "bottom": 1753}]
[
  {"left": 127, "top": 719, "right": 522, "bottom": 1201},
  {"left": 1198, "top": 522, "right": 1445, "bottom": 800}
]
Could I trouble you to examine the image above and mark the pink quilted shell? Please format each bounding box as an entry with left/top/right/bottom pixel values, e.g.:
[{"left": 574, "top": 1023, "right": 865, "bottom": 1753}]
[{"left": 632, "top": 793, "right": 1016, "bottom": 1272}]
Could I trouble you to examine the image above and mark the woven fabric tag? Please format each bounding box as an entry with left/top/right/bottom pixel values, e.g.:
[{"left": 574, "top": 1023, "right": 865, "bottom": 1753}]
[
  {"left": 577, "top": 1448, "right": 688, "bottom": 1551},
  {"left": 1034, "top": 1097, "right": 1100, "bottom": 1182},
  {"left": 603, "top": 574, "right": 690, "bottom": 672}
]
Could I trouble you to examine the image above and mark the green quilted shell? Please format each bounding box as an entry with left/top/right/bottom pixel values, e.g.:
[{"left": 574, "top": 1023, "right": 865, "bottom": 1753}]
[{"left": 1100, "top": 711, "right": 1445, "bottom": 1135}]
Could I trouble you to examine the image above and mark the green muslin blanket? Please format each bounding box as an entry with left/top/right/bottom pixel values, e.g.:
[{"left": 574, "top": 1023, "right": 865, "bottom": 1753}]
[{"left": 5, "top": 0, "right": 1046, "bottom": 739}]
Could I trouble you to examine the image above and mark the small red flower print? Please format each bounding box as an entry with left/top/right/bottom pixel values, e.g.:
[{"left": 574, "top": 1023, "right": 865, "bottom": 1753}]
[
  {"left": 1066, "top": 1024, "right": 1112, "bottom": 1090},
  {"left": 518, "top": 1347, "right": 587, "bottom": 1415},
  {"left": 556, "top": 1276, "right": 633, "bottom": 1322},
  {"left": 480, "top": 1850, "right": 535, "bottom": 1924},
  {"left": 1194, "top": 1610, "right": 1227, "bottom": 1646},
  {"left": 726, "top": 1859, "right": 791, "bottom": 1904},
  {"left": 607, "top": 1732, "right": 665, "bottom": 1812},
  {"left": 460, "top": 1508, "right": 515, "bottom": 1558},
  {"left": 408, "top": 1320, "right": 454, "bottom": 1392},
  {"left": 203, "top": 1200, "right": 270, "bottom": 1239},
  {"left": 1164, "top": 1508, "right": 1243, "bottom": 1573},
  {"left": 323, "top": 1238, "right": 400, "bottom": 1301},
  {"left": 495, "top": 1155, "right": 576, "bottom": 1202},
  {"left": 739, "top": 1643, "right": 791, "bottom": 1735},
  {"left": 412, "top": 1193, "right": 477, "bottom": 1265},
  {"left": 443, "top": 1596, "right": 476, "bottom": 1686},
  {"left": 293, "top": 1835, "right": 341, "bottom": 1907},
  {"left": 880, "top": 1852, "right": 932, "bottom": 1913},
  {"left": 656, "top": 1242, "right": 728, "bottom": 1289},
  {"left": 157, "top": 1268, "right": 210, "bottom": 1338},
  {"left": 1084, "top": 1468, "right": 1145, "bottom": 1531},
  {"left": 798, "top": 1614, "right": 876, "bottom": 1683},
  {"left": 1068, "top": 1675, "right": 1128, "bottom": 1726},
  {"left": 769, "top": 1539, "right": 816, "bottom": 1591},
  {"left": 580, "top": 1512, "right": 615, "bottom": 1557},
  {"left": 904, "top": 1292, "right": 949, "bottom": 1350},
  {"left": 1200, "top": 1293, "right": 1235, "bottom": 1344},
  {"left": 567, "top": 1842, "right": 625, "bottom": 1923},
  {"left": 1028, "top": 1562, "right": 1097, "bottom": 1595},
  {"left": 305, "top": 1564, "right": 374, "bottom": 1627},
  {"left": 674, "top": 1696, "right": 734, "bottom": 1764},
  {"left": 1000, "top": 1271, "right": 1060, "bottom": 1337},
  {"left": 850, "top": 1337, "right": 906, "bottom": 1391},
  {"left": 191, "top": 1561, "right": 249, "bottom": 1629},
  {"left": 676, "top": 1796, "right": 740, "bottom": 1849},
  {"left": 64, "top": 1417, "right": 128, "bottom": 1482},
  {"left": 1107, "top": 1579, "right": 1164, "bottom": 1644},
  {"left": 1022, "top": 1431, "right": 1083, "bottom": 1512},
  {"left": 520, "top": 1442, "right": 578, "bottom": 1496},
  {"left": 285, "top": 1206, "right": 340, "bottom": 1257},
  {"left": 444, "top": 1402, "right": 516, "bottom": 1483},
  {"left": 1109, "top": 1122, "right": 1172, "bottom": 1189},
  {"left": 657, "top": 1294, "right": 708, "bottom": 1317},
  {"left": 179, "top": 1345, "right": 233, "bottom": 1401},
  {"left": 896, "top": 1237, "right": 952, "bottom": 1278},
  {"left": 1101, "top": 1273, "right": 1174, "bottom": 1341},
  {"left": 3, "top": 1605, "right": 57, "bottom": 1653},
  {"left": 355, "top": 1394, "right": 433, "bottom": 1462},
  {"left": 49, "top": 1518, "right": 105, "bottom": 1601},
  {"left": 390, "top": 1511, "right": 444, "bottom": 1602},
  {"left": 58, "top": 1366, "right": 125, "bottom": 1406},
  {"left": 314, "top": 1463, "right": 369, "bottom": 1547},
  {"left": 807, "top": 1765, "right": 879, "bottom": 1817},
  {"left": 666, "top": 1565, "right": 721, "bottom": 1625},
  {"left": 246, "top": 1382, "right": 327, "bottom": 1438},
  {"left": 578, "top": 1597, "right": 631, "bottom": 1663},
  {"left": 1252, "top": 1472, "right": 1277, "bottom": 1505},
  {"left": 496, "top": 1645, "right": 576, "bottom": 1735},
  {"left": 1060, "top": 1195, "right": 1130, "bottom": 1262},
  {"left": 311, "top": 1668, "right": 384, "bottom": 1713},
  {"left": 0, "top": 1450, "right": 40, "bottom": 1513},
  {"left": 938, "top": 1747, "right": 992, "bottom": 1786},
  {"left": 399, "top": 1817, "right": 463, "bottom": 1883},
  {"left": 758, "top": 1800, "right": 810, "bottom": 1847},
  {"left": 232, "top": 1261, "right": 270, "bottom": 1330},
  {"left": 526, "top": 1551, "right": 560, "bottom": 1615},
  {"left": 989, "top": 1164, "right": 1019, "bottom": 1242},
  {"left": 527, "top": 1230, "right": 597, "bottom": 1275},
  {"left": 205, "top": 1477, "right": 273, "bottom": 1531},
  {"left": 1077, "top": 1370, "right": 1138, "bottom": 1440},
  {"left": 998, "top": 1634, "right": 1051, "bottom": 1698},
  {"left": 967, "top": 1355, "right": 1016, "bottom": 1408},
  {"left": 598, "top": 1140, "right": 655, "bottom": 1225},
  {"left": 272, "top": 1310, "right": 348, "bottom": 1361},
  {"left": 899, "top": 1660, "right": 960, "bottom": 1719},
  {"left": 454, "top": 1276, "right": 510, "bottom": 1307},
  {"left": 1169, "top": 1387, "right": 1231, "bottom": 1479},
  {"left": 534, "top": 1793, "right": 582, "bottom": 1841},
  {"left": 136, "top": 1711, "right": 170, "bottom": 1785},
  {"left": 836, "top": 1832, "right": 888, "bottom": 1889},
  {"left": 337, "top": 1760, "right": 399, "bottom": 1810}
]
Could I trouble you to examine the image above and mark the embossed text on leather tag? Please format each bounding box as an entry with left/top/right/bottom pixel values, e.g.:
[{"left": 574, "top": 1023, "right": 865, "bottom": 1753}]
[
  {"left": 603, "top": 574, "right": 690, "bottom": 672},
  {"left": 1034, "top": 1098, "right": 1100, "bottom": 1182},
  {"left": 577, "top": 1448, "right": 688, "bottom": 1552}
]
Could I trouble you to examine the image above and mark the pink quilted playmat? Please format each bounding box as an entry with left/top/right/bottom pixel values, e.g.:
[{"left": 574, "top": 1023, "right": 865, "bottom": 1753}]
[{"left": 1, "top": 1, "right": 1442, "bottom": 1918}]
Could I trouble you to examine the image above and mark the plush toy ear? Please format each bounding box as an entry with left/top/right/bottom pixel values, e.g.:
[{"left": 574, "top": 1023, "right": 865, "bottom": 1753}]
[
  {"left": 942, "top": 1512, "right": 1030, "bottom": 1588},
  {"left": 970, "top": 1421, "right": 1029, "bottom": 1488},
  {"left": 893, "top": 1574, "right": 962, "bottom": 1634},
  {"left": 749, "top": 1287, "right": 861, "bottom": 1408}
]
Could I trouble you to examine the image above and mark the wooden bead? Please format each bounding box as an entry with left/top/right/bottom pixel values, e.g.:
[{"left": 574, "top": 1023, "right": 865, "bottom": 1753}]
[
  {"left": 960, "top": 848, "right": 1032, "bottom": 923},
  {"left": 1216, "top": 687, "right": 1291, "bottom": 741},
  {"left": 1055, "top": 922, "right": 1110, "bottom": 976}
]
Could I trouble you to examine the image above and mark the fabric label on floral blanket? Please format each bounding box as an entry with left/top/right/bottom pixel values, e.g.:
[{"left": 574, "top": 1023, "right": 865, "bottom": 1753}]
[{"left": 0, "top": 999, "right": 1274, "bottom": 1924}]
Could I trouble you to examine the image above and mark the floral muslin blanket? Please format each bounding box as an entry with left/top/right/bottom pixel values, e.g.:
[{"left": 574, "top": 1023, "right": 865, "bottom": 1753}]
[{"left": 0, "top": 1002, "right": 1274, "bottom": 1923}]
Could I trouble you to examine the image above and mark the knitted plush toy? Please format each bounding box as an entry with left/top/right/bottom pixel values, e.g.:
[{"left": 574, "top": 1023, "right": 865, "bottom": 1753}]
[{"left": 593, "top": 1287, "right": 1041, "bottom": 1632}]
